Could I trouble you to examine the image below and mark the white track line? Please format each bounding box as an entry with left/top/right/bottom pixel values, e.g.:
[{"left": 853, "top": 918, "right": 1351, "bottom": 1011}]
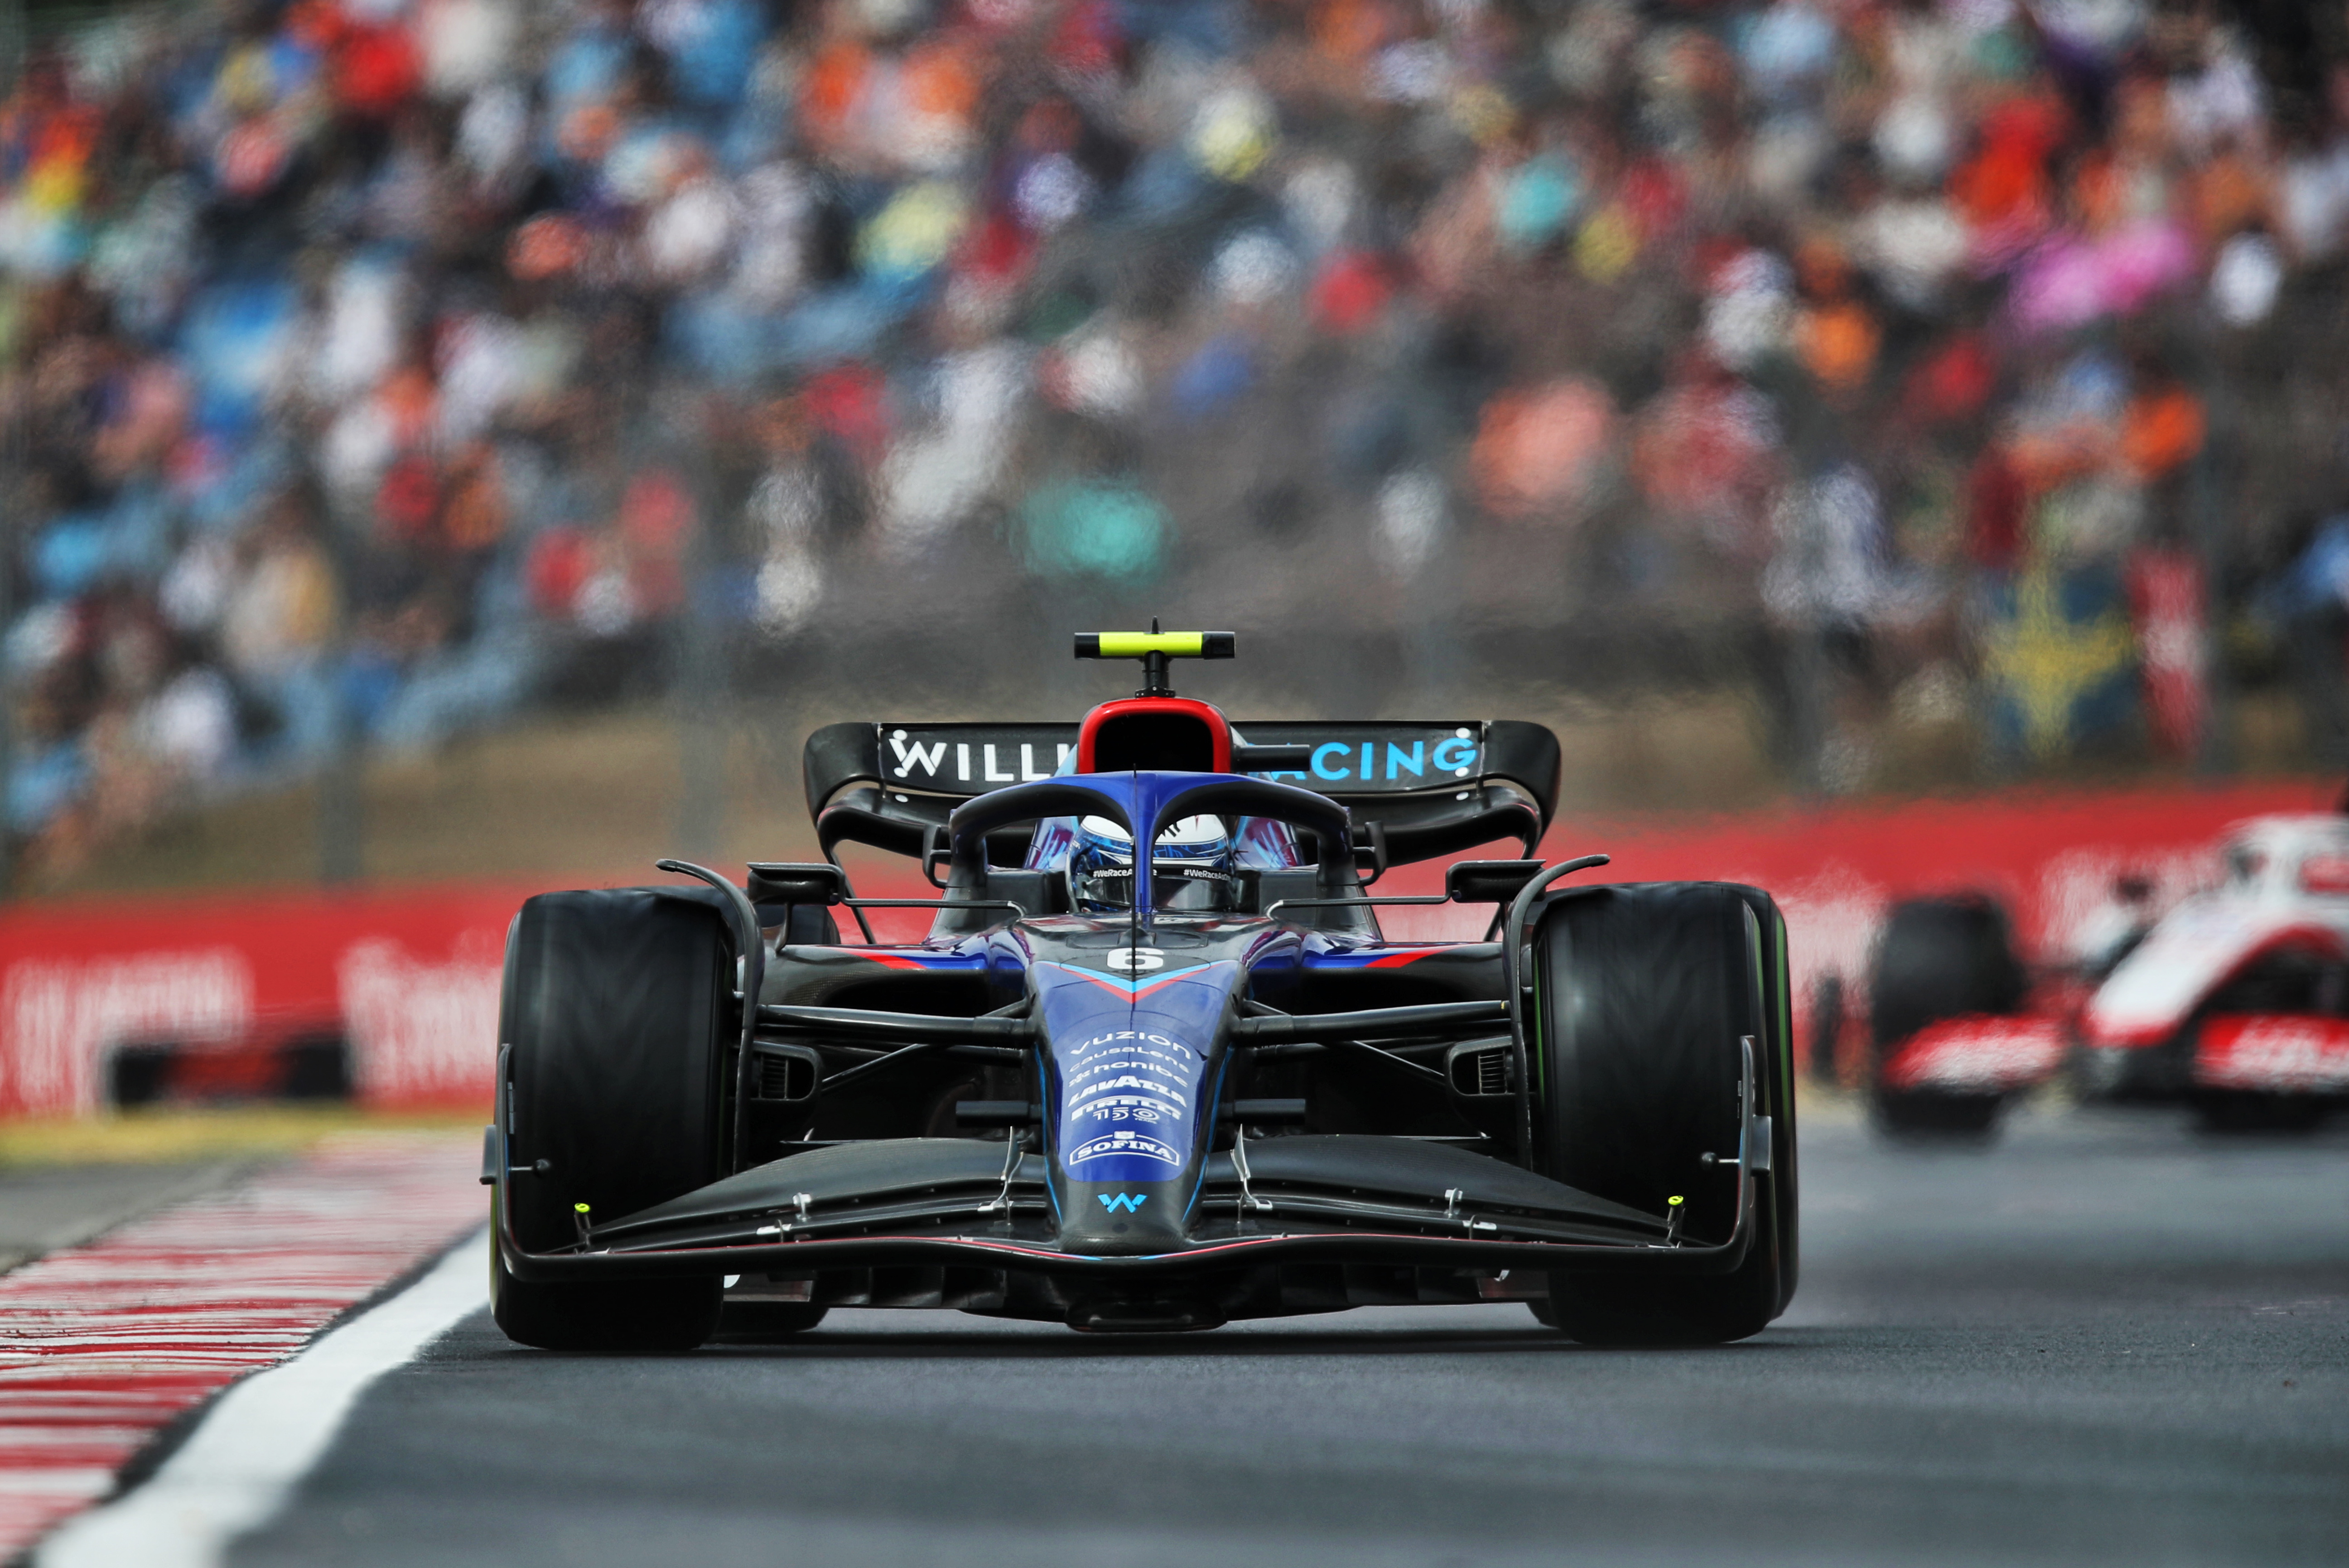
[{"left": 36, "top": 1228, "right": 489, "bottom": 1568}]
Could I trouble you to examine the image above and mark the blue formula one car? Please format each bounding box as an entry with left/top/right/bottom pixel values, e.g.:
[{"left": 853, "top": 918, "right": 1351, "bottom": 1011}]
[{"left": 485, "top": 633, "right": 1798, "bottom": 1349}]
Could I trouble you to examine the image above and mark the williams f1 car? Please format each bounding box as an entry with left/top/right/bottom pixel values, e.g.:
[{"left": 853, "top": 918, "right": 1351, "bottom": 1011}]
[{"left": 485, "top": 632, "right": 1798, "bottom": 1349}]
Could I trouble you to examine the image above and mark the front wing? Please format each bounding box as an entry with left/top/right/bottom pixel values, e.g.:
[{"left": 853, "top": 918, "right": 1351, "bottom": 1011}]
[{"left": 489, "top": 1062, "right": 1772, "bottom": 1291}]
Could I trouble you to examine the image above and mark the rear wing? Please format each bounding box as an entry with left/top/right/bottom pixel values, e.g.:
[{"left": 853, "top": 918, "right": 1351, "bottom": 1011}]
[{"left": 803, "top": 720, "right": 1559, "bottom": 868}]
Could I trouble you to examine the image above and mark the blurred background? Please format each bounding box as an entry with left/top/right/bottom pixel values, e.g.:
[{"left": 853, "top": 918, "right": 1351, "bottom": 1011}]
[
  {"left": 12, "top": 0, "right": 2349, "bottom": 1127},
  {"left": 9, "top": 10, "right": 2347, "bottom": 1543},
  {"left": 8, "top": 0, "right": 2349, "bottom": 897}
]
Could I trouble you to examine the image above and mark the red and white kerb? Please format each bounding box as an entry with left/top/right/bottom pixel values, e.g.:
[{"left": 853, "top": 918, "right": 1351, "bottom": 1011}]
[{"left": 0, "top": 1134, "right": 481, "bottom": 1558}]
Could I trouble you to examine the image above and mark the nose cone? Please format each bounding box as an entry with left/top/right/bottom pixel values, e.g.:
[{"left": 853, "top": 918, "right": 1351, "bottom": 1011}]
[
  {"left": 1032, "top": 954, "right": 1241, "bottom": 1256},
  {"left": 1058, "top": 1177, "right": 1191, "bottom": 1255}
]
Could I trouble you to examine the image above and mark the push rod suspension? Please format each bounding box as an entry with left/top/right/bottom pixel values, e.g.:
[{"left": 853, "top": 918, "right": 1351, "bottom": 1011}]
[
  {"left": 755, "top": 1004, "right": 1037, "bottom": 1045},
  {"left": 1230, "top": 1000, "right": 1510, "bottom": 1044}
]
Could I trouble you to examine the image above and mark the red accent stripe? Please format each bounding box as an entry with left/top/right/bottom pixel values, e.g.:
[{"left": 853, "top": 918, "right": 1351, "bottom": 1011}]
[
  {"left": 1359, "top": 949, "right": 1443, "bottom": 968},
  {"left": 0, "top": 1134, "right": 480, "bottom": 1558},
  {"left": 1126, "top": 969, "right": 1208, "bottom": 998},
  {"left": 1061, "top": 970, "right": 1136, "bottom": 998}
]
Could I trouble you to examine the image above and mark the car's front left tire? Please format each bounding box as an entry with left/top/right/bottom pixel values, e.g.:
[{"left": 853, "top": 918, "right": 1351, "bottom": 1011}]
[{"left": 1529, "top": 882, "right": 1795, "bottom": 1347}]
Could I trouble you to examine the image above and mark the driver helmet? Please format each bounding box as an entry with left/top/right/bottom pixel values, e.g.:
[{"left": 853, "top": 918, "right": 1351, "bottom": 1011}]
[{"left": 1067, "top": 814, "right": 1238, "bottom": 915}]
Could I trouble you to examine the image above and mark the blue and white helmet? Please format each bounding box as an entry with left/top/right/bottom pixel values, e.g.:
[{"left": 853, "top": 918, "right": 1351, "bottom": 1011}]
[{"left": 1067, "top": 814, "right": 1237, "bottom": 914}]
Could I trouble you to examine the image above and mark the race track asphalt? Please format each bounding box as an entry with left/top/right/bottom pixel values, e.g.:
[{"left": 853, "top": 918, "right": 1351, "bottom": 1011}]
[
  {"left": 0, "top": 1159, "right": 252, "bottom": 1275},
  {"left": 230, "top": 1106, "right": 2349, "bottom": 1568}
]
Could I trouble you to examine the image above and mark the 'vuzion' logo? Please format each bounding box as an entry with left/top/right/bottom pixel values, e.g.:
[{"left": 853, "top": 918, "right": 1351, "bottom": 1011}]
[{"left": 1097, "top": 1193, "right": 1148, "bottom": 1214}]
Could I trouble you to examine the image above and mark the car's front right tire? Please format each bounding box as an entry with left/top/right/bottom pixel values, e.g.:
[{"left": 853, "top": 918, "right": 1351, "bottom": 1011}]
[
  {"left": 490, "top": 1204, "right": 721, "bottom": 1353},
  {"left": 491, "top": 888, "right": 733, "bottom": 1352}
]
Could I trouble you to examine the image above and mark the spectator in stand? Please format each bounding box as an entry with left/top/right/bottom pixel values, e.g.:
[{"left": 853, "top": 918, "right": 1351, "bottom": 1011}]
[{"left": 7, "top": 0, "right": 2349, "bottom": 881}]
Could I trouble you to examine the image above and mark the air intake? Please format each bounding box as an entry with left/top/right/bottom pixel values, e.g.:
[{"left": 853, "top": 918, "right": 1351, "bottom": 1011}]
[
  {"left": 1447, "top": 1041, "right": 1515, "bottom": 1098},
  {"left": 753, "top": 1043, "right": 820, "bottom": 1101}
]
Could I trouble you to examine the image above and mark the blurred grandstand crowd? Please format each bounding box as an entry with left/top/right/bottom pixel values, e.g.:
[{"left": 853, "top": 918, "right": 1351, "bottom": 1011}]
[{"left": 5, "top": 0, "right": 2349, "bottom": 878}]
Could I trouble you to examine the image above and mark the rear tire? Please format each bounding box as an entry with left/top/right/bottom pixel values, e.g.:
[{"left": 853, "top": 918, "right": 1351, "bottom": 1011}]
[
  {"left": 2191, "top": 1090, "right": 2329, "bottom": 1134},
  {"left": 492, "top": 889, "right": 733, "bottom": 1352},
  {"left": 1531, "top": 883, "right": 1794, "bottom": 1347},
  {"left": 1871, "top": 1089, "right": 2002, "bottom": 1138},
  {"left": 1867, "top": 895, "right": 2023, "bottom": 1142}
]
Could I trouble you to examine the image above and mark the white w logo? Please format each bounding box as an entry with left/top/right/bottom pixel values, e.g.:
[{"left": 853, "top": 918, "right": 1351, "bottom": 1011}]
[{"left": 888, "top": 736, "right": 949, "bottom": 777}]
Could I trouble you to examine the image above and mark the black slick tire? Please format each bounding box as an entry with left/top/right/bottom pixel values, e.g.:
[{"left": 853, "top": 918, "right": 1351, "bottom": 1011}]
[
  {"left": 1872, "top": 1091, "right": 2001, "bottom": 1136},
  {"left": 491, "top": 888, "right": 731, "bottom": 1352},
  {"left": 2191, "top": 1089, "right": 2329, "bottom": 1134},
  {"left": 1531, "top": 882, "right": 1794, "bottom": 1346},
  {"left": 490, "top": 1212, "right": 720, "bottom": 1354},
  {"left": 1867, "top": 895, "right": 2023, "bottom": 1141}
]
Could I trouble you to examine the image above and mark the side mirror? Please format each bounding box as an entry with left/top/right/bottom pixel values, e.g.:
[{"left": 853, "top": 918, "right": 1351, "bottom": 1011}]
[
  {"left": 747, "top": 862, "right": 849, "bottom": 906},
  {"left": 920, "top": 825, "right": 955, "bottom": 890},
  {"left": 1446, "top": 859, "right": 1543, "bottom": 904}
]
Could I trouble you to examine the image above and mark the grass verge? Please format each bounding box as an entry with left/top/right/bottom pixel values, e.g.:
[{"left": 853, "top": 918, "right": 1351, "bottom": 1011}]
[{"left": 0, "top": 1105, "right": 485, "bottom": 1167}]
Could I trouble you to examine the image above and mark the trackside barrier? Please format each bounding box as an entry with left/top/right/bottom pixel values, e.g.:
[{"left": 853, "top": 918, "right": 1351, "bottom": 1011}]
[
  {"left": 0, "top": 885, "right": 536, "bottom": 1118},
  {"left": 1370, "top": 778, "right": 2335, "bottom": 1066},
  {"left": 0, "top": 778, "right": 2330, "bottom": 1119}
]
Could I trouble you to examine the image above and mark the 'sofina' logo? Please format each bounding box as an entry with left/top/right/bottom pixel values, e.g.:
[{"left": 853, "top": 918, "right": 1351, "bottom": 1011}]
[{"left": 1097, "top": 1193, "right": 1148, "bottom": 1214}]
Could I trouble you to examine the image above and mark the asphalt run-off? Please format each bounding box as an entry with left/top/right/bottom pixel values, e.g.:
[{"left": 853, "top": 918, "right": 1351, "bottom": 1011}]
[{"left": 11, "top": 1106, "right": 2348, "bottom": 1566}]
